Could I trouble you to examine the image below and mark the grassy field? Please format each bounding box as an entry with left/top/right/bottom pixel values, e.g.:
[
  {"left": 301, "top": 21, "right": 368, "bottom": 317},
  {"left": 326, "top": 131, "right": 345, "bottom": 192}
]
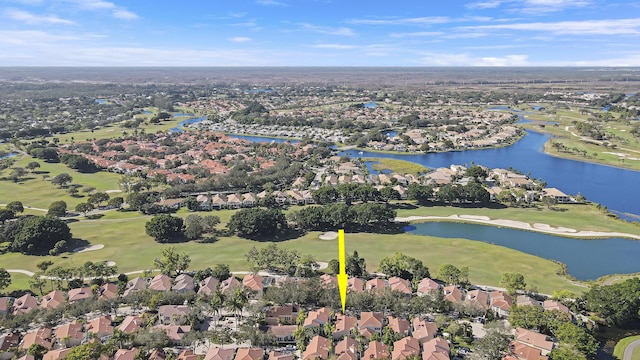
[
  {"left": 5, "top": 202, "right": 635, "bottom": 294},
  {"left": 613, "top": 335, "right": 640, "bottom": 360},
  {"left": 362, "top": 157, "right": 429, "bottom": 175}
]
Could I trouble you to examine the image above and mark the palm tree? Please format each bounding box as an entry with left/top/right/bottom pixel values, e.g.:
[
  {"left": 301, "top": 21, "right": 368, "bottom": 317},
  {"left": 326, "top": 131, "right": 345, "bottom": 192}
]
[
  {"left": 227, "top": 288, "right": 248, "bottom": 331},
  {"left": 210, "top": 290, "right": 225, "bottom": 327}
]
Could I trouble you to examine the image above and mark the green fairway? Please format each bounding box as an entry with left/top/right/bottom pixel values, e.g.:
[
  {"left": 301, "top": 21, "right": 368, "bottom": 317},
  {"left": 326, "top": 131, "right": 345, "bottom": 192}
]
[
  {"left": 614, "top": 335, "right": 640, "bottom": 360},
  {"left": 361, "top": 157, "right": 429, "bottom": 175}
]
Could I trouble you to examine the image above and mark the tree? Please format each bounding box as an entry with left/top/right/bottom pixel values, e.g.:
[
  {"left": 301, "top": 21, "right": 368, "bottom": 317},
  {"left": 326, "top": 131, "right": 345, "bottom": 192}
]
[
  {"left": 10, "top": 167, "right": 26, "bottom": 182},
  {"left": 202, "top": 215, "right": 221, "bottom": 233},
  {"left": 0, "top": 209, "right": 15, "bottom": 223},
  {"left": 9, "top": 216, "right": 72, "bottom": 255},
  {"left": 553, "top": 322, "right": 598, "bottom": 359},
  {"left": 88, "top": 192, "right": 110, "bottom": 207},
  {"left": 227, "top": 208, "right": 288, "bottom": 239},
  {"left": 329, "top": 251, "right": 367, "bottom": 277},
  {"left": 76, "top": 202, "right": 94, "bottom": 216},
  {"left": 0, "top": 268, "right": 11, "bottom": 291},
  {"left": 6, "top": 201, "right": 24, "bottom": 213},
  {"left": 183, "top": 214, "right": 204, "bottom": 240},
  {"left": 28, "top": 343, "right": 48, "bottom": 360},
  {"left": 51, "top": 173, "right": 73, "bottom": 188},
  {"left": 470, "top": 321, "right": 512, "bottom": 360},
  {"left": 211, "top": 263, "right": 231, "bottom": 281},
  {"left": 26, "top": 161, "right": 41, "bottom": 173},
  {"left": 154, "top": 247, "right": 191, "bottom": 277},
  {"left": 465, "top": 165, "right": 488, "bottom": 182},
  {"left": 500, "top": 272, "right": 526, "bottom": 295},
  {"left": 378, "top": 252, "right": 429, "bottom": 281},
  {"left": 107, "top": 196, "right": 124, "bottom": 209},
  {"left": 583, "top": 277, "right": 640, "bottom": 326},
  {"left": 145, "top": 214, "right": 184, "bottom": 242},
  {"left": 437, "top": 264, "right": 462, "bottom": 285},
  {"left": 48, "top": 200, "right": 67, "bottom": 217},
  {"left": 245, "top": 244, "right": 301, "bottom": 275}
]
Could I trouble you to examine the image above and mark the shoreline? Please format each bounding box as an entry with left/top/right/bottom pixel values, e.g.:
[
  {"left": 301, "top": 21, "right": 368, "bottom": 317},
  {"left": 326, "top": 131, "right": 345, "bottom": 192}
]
[{"left": 396, "top": 214, "right": 640, "bottom": 240}]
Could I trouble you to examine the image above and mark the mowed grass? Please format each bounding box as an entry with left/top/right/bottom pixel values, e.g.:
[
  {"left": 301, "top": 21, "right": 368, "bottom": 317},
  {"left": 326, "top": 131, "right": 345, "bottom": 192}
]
[
  {"left": 362, "top": 157, "right": 429, "bottom": 175},
  {"left": 0, "top": 153, "right": 122, "bottom": 209},
  {"left": 1, "top": 208, "right": 587, "bottom": 295},
  {"left": 395, "top": 203, "right": 640, "bottom": 236},
  {"left": 614, "top": 335, "right": 640, "bottom": 360}
]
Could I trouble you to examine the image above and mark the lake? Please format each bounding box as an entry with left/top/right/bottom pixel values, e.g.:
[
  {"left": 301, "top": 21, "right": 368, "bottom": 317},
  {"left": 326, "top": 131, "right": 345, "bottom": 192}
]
[
  {"left": 340, "top": 130, "right": 640, "bottom": 220},
  {"left": 226, "top": 134, "right": 300, "bottom": 144},
  {"left": 406, "top": 222, "right": 640, "bottom": 280},
  {"left": 364, "top": 102, "right": 378, "bottom": 109},
  {"left": 0, "top": 152, "right": 18, "bottom": 159},
  {"left": 169, "top": 116, "right": 207, "bottom": 133}
]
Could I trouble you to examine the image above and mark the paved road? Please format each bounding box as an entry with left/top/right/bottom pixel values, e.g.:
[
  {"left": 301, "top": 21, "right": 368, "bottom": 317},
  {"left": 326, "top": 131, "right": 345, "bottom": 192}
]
[{"left": 624, "top": 339, "right": 640, "bottom": 360}]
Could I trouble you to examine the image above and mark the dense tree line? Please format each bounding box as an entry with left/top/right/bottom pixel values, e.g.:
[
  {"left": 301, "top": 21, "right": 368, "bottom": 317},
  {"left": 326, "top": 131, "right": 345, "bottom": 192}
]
[
  {"left": 0, "top": 215, "right": 71, "bottom": 255},
  {"left": 290, "top": 203, "right": 396, "bottom": 232}
]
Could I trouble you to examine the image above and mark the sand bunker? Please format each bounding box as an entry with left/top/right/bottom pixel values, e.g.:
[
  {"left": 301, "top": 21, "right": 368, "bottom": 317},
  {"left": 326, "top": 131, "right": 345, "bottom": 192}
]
[
  {"left": 73, "top": 244, "right": 105, "bottom": 253},
  {"left": 319, "top": 231, "right": 339, "bottom": 240}
]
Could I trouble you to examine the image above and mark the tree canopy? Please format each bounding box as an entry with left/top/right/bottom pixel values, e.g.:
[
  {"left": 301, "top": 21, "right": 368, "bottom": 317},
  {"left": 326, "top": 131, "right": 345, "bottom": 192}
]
[
  {"left": 6, "top": 216, "right": 72, "bottom": 255},
  {"left": 227, "top": 208, "right": 288, "bottom": 239},
  {"left": 145, "top": 214, "right": 184, "bottom": 243},
  {"left": 378, "top": 252, "right": 429, "bottom": 281}
]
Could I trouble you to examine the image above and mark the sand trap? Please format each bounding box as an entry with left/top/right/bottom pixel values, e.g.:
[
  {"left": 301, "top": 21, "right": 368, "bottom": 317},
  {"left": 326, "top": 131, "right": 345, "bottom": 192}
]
[
  {"left": 533, "top": 223, "right": 576, "bottom": 233},
  {"left": 105, "top": 261, "right": 116, "bottom": 267},
  {"left": 319, "top": 231, "right": 338, "bottom": 240},
  {"left": 459, "top": 215, "right": 490, "bottom": 221},
  {"left": 105, "top": 189, "right": 122, "bottom": 193},
  {"left": 73, "top": 244, "right": 105, "bottom": 253}
]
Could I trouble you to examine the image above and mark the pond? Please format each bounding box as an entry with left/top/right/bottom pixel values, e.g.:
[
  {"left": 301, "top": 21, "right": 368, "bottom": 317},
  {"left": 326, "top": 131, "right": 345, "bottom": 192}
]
[
  {"left": 406, "top": 222, "right": 640, "bottom": 280},
  {"left": 169, "top": 116, "right": 207, "bottom": 133}
]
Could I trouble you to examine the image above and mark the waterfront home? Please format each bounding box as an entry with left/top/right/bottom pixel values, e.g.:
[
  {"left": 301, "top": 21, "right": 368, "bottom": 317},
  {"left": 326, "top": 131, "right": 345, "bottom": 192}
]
[{"left": 490, "top": 291, "right": 514, "bottom": 318}]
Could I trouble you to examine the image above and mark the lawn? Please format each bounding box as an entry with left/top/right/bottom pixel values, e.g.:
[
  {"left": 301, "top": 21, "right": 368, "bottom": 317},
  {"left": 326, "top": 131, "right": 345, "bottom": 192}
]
[
  {"left": 362, "top": 157, "right": 429, "bottom": 175},
  {"left": 0, "top": 206, "right": 592, "bottom": 295},
  {"left": 613, "top": 335, "right": 640, "bottom": 360}
]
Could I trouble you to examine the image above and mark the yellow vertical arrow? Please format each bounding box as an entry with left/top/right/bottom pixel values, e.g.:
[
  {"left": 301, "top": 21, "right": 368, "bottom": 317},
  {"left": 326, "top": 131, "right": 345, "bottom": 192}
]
[{"left": 337, "top": 229, "right": 348, "bottom": 313}]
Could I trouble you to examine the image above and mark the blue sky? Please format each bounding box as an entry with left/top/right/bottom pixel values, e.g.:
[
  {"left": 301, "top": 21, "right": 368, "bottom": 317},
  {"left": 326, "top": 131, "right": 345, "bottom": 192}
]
[{"left": 1, "top": 0, "right": 639, "bottom": 66}]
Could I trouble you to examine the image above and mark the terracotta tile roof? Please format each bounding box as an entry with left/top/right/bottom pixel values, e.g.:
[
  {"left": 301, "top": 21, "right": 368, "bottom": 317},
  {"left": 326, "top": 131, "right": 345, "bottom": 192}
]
[
  {"left": 12, "top": 294, "right": 38, "bottom": 315},
  {"left": 267, "top": 350, "right": 294, "bottom": 360},
  {"left": 359, "top": 311, "right": 384, "bottom": 331},
  {"left": 514, "top": 328, "right": 554, "bottom": 352},
  {"left": 176, "top": 349, "right": 200, "bottom": 360},
  {"left": 543, "top": 300, "right": 570, "bottom": 314},
  {"left": 20, "top": 327, "right": 53, "bottom": 350},
  {"left": 204, "top": 346, "right": 235, "bottom": 360},
  {"left": 465, "top": 289, "right": 489, "bottom": 311},
  {"left": 422, "top": 337, "right": 450, "bottom": 360},
  {"left": 335, "top": 337, "right": 359, "bottom": 357},
  {"left": 68, "top": 286, "right": 93, "bottom": 303},
  {"left": 154, "top": 325, "right": 191, "bottom": 342},
  {"left": 43, "top": 348, "right": 72, "bottom": 360},
  {"left": 443, "top": 286, "right": 463, "bottom": 303},
  {"left": 302, "top": 335, "right": 330, "bottom": 360},
  {"left": 366, "top": 278, "right": 387, "bottom": 293},
  {"left": 54, "top": 319, "right": 84, "bottom": 344},
  {"left": 198, "top": 276, "right": 220, "bottom": 296},
  {"left": 347, "top": 277, "right": 364, "bottom": 292},
  {"left": 86, "top": 316, "right": 114, "bottom": 337},
  {"left": 417, "top": 277, "right": 440, "bottom": 295},
  {"left": 304, "top": 307, "right": 331, "bottom": 328},
  {"left": 118, "top": 315, "right": 143, "bottom": 334},
  {"left": 243, "top": 274, "right": 264, "bottom": 292},
  {"left": 389, "top": 277, "right": 413, "bottom": 295},
  {"left": 40, "top": 290, "right": 65, "bottom": 309},
  {"left": 392, "top": 336, "right": 420, "bottom": 360},
  {"left": 234, "top": 348, "right": 264, "bottom": 360},
  {"left": 172, "top": 274, "right": 195, "bottom": 292},
  {"left": 508, "top": 341, "right": 549, "bottom": 360},
  {"left": 113, "top": 348, "right": 140, "bottom": 360},
  {"left": 149, "top": 274, "right": 172, "bottom": 291},
  {"left": 99, "top": 283, "right": 118, "bottom": 300},
  {"left": 387, "top": 316, "right": 411, "bottom": 335},
  {"left": 363, "top": 340, "right": 390, "bottom": 360},
  {"left": 335, "top": 313, "right": 358, "bottom": 336}
]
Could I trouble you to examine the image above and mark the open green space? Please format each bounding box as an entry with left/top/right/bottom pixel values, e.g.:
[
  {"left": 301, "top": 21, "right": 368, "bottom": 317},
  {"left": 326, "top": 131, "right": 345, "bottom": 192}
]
[
  {"left": 361, "top": 157, "right": 429, "bottom": 175},
  {"left": 613, "top": 335, "right": 640, "bottom": 359}
]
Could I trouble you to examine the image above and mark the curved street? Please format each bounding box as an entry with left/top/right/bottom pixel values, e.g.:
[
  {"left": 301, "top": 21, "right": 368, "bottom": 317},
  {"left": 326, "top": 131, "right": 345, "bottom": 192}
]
[{"left": 624, "top": 339, "right": 640, "bottom": 360}]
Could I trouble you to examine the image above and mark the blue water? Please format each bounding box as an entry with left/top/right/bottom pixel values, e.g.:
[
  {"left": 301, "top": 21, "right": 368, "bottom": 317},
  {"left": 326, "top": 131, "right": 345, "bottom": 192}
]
[
  {"left": 364, "top": 102, "right": 378, "bottom": 109},
  {"left": 227, "top": 134, "right": 301, "bottom": 144},
  {"left": 339, "top": 130, "right": 640, "bottom": 219},
  {"left": 95, "top": 99, "right": 108, "bottom": 104},
  {"left": 407, "top": 222, "right": 640, "bottom": 280},
  {"left": 169, "top": 116, "right": 207, "bottom": 133},
  {"left": 364, "top": 161, "right": 392, "bottom": 175},
  {"left": 384, "top": 130, "right": 398, "bottom": 138},
  {"left": 173, "top": 113, "right": 194, "bottom": 117},
  {"left": 0, "top": 152, "right": 17, "bottom": 159},
  {"left": 533, "top": 106, "right": 545, "bottom": 111},
  {"left": 602, "top": 105, "right": 611, "bottom": 112},
  {"left": 142, "top": 110, "right": 152, "bottom": 114}
]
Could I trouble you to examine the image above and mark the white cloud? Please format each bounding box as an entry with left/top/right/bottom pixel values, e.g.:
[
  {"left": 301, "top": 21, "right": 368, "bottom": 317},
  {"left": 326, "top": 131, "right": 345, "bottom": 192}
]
[
  {"left": 389, "top": 31, "right": 443, "bottom": 38},
  {"left": 300, "top": 23, "right": 355, "bottom": 36},
  {"left": 463, "top": 18, "right": 640, "bottom": 35},
  {"left": 520, "top": 0, "right": 591, "bottom": 14},
  {"left": 112, "top": 9, "right": 138, "bottom": 20},
  {"left": 256, "top": 0, "right": 287, "bottom": 6},
  {"left": 421, "top": 52, "right": 529, "bottom": 66},
  {"left": 348, "top": 16, "right": 451, "bottom": 26},
  {"left": 0, "top": 30, "right": 98, "bottom": 45},
  {"left": 229, "top": 37, "right": 251, "bottom": 42},
  {"left": 5, "top": 8, "right": 74, "bottom": 24},
  {"left": 312, "top": 43, "right": 356, "bottom": 49},
  {"left": 466, "top": 1, "right": 507, "bottom": 9}
]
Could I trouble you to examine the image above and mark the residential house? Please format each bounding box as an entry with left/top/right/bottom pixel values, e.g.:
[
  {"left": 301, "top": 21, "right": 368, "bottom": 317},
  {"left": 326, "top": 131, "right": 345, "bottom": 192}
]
[
  {"left": 68, "top": 286, "right": 93, "bottom": 303},
  {"left": 348, "top": 277, "right": 364, "bottom": 293},
  {"left": 204, "top": 346, "right": 235, "bottom": 360},
  {"left": 172, "top": 274, "right": 195, "bottom": 293},
  {"left": 505, "top": 341, "right": 549, "bottom": 360},
  {"left": 42, "top": 349, "right": 72, "bottom": 360},
  {"left": 543, "top": 300, "right": 570, "bottom": 315},
  {"left": 234, "top": 348, "right": 264, "bottom": 360},
  {"left": 198, "top": 276, "right": 220, "bottom": 296},
  {"left": 516, "top": 295, "right": 542, "bottom": 308},
  {"left": 243, "top": 274, "right": 264, "bottom": 297},
  {"left": 412, "top": 317, "right": 438, "bottom": 345},
  {"left": 387, "top": 316, "right": 411, "bottom": 336},
  {"left": 99, "top": 283, "right": 118, "bottom": 300},
  {"left": 0, "top": 297, "right": 11, "bottom": 316},
  {"left": 0, "top": 332, "right": 20, "bottom": 360},
  {"left": 54, "top": 319, "right": 84, "bottom": 348},
  {"left": 149, "top": 274, "right": 172, "bottom": 292},
  {"left": 220, "top": 277, "right": 241, "bottom": 295},
  {"left": 158, "top": 305, "right": 190, "bottom": 325},
  {"left": 359, "top": 312, "right": 384, "bottom": 334},
  {"left": 123, "top": 277, "right": 147, "bottom": 297},
  {"left": 392, "top": 336, "right": 421, "bottom": 360},
  {"left": 334, "top": 314, "right": 358, "bottom": 339},
  {"left": 40, "top": 290, "right": 65, "bottom": 310},
  {"left": 196, "top": 195, "right": 213, "bottom": 210},
  {"left": 242, "top": 193, "right": 257, "bottom": 207},
  {"left": 303, "top": 307, "right": 331, "bottom": 329},
  {"left": 118, "top": 315, "right": 143, "bottom": 334},
  {"left": 226, "top": 193, "right": 243, "bottom": 208},
  {"left": 389, "top": 277, "right": 412, "bottom": 296},
  {"left": 148, "top": 349, "right": 167, "bottom": 360},
  {"left": 422, "top": 337, "right": 450, "bottom": 360},
  {"left": 268, "top": 325, "right": 297, "bottom": 343},
  {"left": 443, "top": 286, "right": 463, "bottom": 303},
  {"left": 490, "top": 291, "right": 514, "bottom": 318},
  {"left": 513, "top": 328, "right": 554, "bottom": 355},
  {"left": 156, "top": 198, "right": 184, "bottom": 209},
  {"left": 20, "top": 327, "right": 53, "bottom": 350},
  {"left": 465, "top": 289, "right": 489, "bottom": 312},
  {"left": 542, "top": 188, "right": 570, "bottom": 203},
  {"left": 12, "top": 294, "right": 38, "bottom": 315},
  {"left": 211, "top": 194, "right": 228, "bottom": 209},
  {"left": 335, "top": 337, "right": 359, "bottom": 360},
  {"left": 154, "top": 325, "right": 191, "bottom": 343},
  {"left": 393, "top": 185, "right": 407, "bottom": 199},
  {"left": 363, "top": 340, "right": 390, "bottom": 360},
  {"left": 112, "top": 348, "right": 140, "bottom": 360},
  {"left": 266, "top": 305, "right": 298, "bottom": 325},
  {"left": 417, "top": 278, "right": 440, "bottom": 296},
  {"left": 176, "top": 350, "right": 200, "bottom": 360},
  {"left": 320, "top": 274, "right": 337, "bottom": 288},
  {"left": 365, "top": 278, "right": 387, "bottom": 293},
  {"left": 302, "top": 335, "right": 330, "bottom": 360},
  {"left": 86, "top": 315, "right": 114, "bottom": 341},
  {"left": 268, "top": 351, "right": 294, "bottom": 360}
]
